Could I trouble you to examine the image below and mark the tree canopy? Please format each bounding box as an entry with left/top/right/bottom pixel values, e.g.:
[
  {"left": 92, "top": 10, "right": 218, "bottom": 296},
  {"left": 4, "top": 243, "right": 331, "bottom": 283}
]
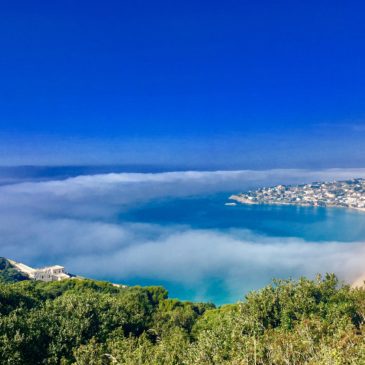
[{"left": 0, "top": 274, "right": 364, "bottom": 364}]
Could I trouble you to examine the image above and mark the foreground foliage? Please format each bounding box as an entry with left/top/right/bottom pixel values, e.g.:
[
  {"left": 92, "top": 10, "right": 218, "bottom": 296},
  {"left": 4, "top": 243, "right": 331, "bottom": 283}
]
[{"left": 0, "top": 274, "right": 365, "bottom": 364}]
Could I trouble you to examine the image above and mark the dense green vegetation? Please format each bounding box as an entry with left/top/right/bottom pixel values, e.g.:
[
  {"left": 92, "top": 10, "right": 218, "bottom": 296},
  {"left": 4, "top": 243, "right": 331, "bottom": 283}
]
[
  {"left": 1, "top": 274, "right": 365, "bottom": 364},
  {"left": 0, "top": 258, "right": 29, "bottom": 283}
]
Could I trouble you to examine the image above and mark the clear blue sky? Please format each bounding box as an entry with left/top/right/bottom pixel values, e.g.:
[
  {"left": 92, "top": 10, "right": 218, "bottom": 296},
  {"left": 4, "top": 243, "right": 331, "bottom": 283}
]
[{"left": 1, "top": 0, "right": 365, "bottom": 168}]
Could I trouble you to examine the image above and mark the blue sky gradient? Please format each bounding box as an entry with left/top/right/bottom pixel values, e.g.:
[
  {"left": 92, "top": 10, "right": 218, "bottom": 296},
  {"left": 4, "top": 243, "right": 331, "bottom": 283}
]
[{"left": 1, "top": 0, "right": 365, "bottom": 168}]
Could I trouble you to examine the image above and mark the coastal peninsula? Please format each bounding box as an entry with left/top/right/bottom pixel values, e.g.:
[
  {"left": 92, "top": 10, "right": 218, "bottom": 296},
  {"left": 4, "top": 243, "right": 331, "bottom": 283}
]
[{"left": 229, "top": 178, "right": 365, "bottom": 211}]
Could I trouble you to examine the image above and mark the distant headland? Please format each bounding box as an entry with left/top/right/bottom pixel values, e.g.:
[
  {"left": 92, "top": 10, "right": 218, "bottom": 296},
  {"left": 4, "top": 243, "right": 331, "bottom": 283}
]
[{"left": 229, "top": 178, "right": 365, "bottom": 211}]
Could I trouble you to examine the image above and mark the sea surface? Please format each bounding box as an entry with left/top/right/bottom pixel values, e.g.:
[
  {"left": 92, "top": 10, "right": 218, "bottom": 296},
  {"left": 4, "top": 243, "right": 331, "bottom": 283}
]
[
  {"left": 120, "top": 193, "right": 365, "bottom": 242},
  {"left": 115, "top": 193, "right": 365, "bottom": 304}
]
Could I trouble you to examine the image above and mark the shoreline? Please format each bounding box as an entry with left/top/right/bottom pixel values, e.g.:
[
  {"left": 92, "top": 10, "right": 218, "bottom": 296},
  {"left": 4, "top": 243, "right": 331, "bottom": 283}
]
[{"left": 229, "top": 195, "right": 365, "bottom": 213}]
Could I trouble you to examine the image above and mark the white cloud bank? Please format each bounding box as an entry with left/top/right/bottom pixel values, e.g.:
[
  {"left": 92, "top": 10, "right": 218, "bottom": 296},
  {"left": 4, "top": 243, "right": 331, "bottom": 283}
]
[{"left": 1, "top": 168, "right": 365, "bottom": 302}]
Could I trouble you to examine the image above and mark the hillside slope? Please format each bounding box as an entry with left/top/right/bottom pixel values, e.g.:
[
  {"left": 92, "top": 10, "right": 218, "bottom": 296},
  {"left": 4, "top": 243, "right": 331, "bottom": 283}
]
[{"left": 0, "top": 257, "right": 30, "bottom": 283}]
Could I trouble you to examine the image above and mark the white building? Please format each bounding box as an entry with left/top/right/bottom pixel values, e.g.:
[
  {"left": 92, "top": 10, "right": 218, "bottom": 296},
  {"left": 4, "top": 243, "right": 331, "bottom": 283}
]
[{"left": 34, "top": 265, "right": 70, "bottom": 282}]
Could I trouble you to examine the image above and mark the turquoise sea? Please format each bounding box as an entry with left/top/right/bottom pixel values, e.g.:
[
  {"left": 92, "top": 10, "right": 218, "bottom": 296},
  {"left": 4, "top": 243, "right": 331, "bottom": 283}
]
[
  {"left": 121, "top": 193, "right": 365, "bottom": 242},
  {"left": 115, "top": 193, "right": 365, "bottom": 304}
]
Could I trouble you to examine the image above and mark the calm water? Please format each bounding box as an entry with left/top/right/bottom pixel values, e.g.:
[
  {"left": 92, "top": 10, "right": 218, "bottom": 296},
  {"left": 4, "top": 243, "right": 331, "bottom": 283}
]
[
  {"left": 114, "top": 193, "right": 365, "bottom": 303},
  {"left": 120, "top": 193, "right": 365, "bottom": 242}
]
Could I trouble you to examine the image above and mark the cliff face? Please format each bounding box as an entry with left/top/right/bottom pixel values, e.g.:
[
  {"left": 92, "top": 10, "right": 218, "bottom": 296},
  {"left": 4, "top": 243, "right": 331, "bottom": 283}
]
[{"left": 0, "top": 257, "right": 30, "bottom": 283}]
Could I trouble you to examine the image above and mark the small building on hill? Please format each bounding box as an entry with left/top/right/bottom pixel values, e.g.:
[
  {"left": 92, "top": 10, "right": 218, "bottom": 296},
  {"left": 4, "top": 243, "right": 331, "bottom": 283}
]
[{"left": 34, "top": 265, "right": 70, "bottom": 282}]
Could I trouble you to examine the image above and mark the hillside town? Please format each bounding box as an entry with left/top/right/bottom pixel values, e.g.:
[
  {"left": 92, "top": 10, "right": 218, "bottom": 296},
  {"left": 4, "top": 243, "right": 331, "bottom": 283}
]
[{"left": 229, "top": 178, "right": 365, "bottom": 211}]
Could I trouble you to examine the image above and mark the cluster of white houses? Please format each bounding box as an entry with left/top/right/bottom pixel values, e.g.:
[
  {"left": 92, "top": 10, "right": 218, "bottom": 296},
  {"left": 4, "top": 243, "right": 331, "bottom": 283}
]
[
  {"left": 229, "top": 178, "right": 365, "bottom": 210},
  {"left": 8, "top": 259, "right": 71, "bottom": 282}
]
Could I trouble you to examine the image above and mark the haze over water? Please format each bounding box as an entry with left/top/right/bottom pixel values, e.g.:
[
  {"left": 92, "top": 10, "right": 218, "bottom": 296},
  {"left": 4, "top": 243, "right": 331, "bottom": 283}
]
[
  {"left": 1, "top": 167, "right": 365, "bottom": 304},
  {"left": 119, "top": 193, "right": 365, "bottom": 303}
]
